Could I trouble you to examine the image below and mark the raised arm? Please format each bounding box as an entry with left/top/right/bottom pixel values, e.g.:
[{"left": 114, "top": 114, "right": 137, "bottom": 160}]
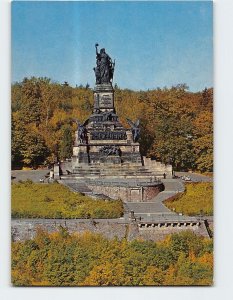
[{"left": 95, "top": 43, "right": 99, "bottom": 56}]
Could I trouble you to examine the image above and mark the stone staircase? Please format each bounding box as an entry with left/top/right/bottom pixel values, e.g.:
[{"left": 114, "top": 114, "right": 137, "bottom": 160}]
[
  {"left": 60, "top": 179, "right": 112, "bottom": 200},
  {"left": 143, "top": 156, "right": 173, "bottom": 178},
  {"left": 63, "top": 163, "right": 157, "bottom": 180}
]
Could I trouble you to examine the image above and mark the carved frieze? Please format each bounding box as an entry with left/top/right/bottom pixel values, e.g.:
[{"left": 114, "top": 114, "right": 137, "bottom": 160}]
[{"left": 91, "top": 131, "right": 127, "bottom": 140}]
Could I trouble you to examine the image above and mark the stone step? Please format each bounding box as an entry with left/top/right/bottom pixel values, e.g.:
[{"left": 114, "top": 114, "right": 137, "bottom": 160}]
[
  {"left": 73, "top": 166, "right": 153, "bottom": 173},
  {"left": 73, "top": 164, "right": 144, "bottom": 169},
  {"left": 60, "top": 180, "right": 112, "bottom": 200},
  {"left": 72, "top": 171, "right": 154, "bottom": 176},
  {"left": 69, "top": 164, "right": 164, "bottom": 181},
  {"left": 62, "top": 182, "right": 93, "bottom": 193},
  {"left": 100, "top": 171, "right": 153, "bottom": 176}
]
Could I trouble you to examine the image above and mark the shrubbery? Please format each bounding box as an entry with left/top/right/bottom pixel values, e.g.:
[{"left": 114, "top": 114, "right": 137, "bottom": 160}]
[
  {"left": 11, "top": 182, "right": 123, "bottom": 219},
  {"left": 164, "top": 182, "right": 213, "bottom": 215},
  {"left": 11, "top": 230, "right": 213, "bottom": 286}
]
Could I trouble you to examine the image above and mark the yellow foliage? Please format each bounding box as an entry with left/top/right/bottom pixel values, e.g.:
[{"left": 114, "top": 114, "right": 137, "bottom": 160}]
[
  {"left": 164, "top": 182, "right": 213, "bottom": 216},
  {"left": 12, "top": 230, "right": 213, "bottom": 287},
  {"left": 11, "top": 182, "right": 124, "bottom": 219},
  {"left": 198, "top": 253, "right": 213, "bottom": 268}
]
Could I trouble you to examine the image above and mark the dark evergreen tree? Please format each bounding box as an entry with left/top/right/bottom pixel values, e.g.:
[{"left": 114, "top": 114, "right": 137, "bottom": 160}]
[{"left": 59, "top": 125, "right": 73, "bottom": 160}]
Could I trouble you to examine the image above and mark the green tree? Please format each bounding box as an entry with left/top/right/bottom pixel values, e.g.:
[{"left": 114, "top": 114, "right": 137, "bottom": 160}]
[
  {"left": 150, "top": 114, "right": 196, "bottom": 170},
  {"left": 11, "top": 114, "right": 25, "bottom": 167},
  {"left": 59, "top": 125, "right": 73, "bottom": 159},
  {"left": 19, "top": 77, "right": 42, "bottom": 125},
  {"left": 20, "top": 130, "right": 49, "bottom": 167},
  {"left": 12, "top": 230, "right": 213, "bottom": 286}
]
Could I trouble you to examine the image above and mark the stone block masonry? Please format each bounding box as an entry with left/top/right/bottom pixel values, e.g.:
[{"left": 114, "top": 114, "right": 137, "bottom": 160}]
[
  {"left": 11, "top": 218, "right": 210, "bottom": 242},
  {"left": 86, "top": 181, "right": 164, "bottom": 202},
  {"left": 143, "top": 156, "right": 173, "bottom": 178}
]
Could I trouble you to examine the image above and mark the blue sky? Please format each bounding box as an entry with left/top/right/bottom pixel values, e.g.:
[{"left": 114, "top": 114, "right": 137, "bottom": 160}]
[{"left": 12, "top": 1, "right": 213, "bottom": 91}]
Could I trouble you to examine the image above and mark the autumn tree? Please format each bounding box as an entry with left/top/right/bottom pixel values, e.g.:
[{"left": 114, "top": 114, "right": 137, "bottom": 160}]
[
  {"left": 11, "top": 78, "right": 213, "bottom": 172},
  {"left": 12, "top": 230, "right": 213, "bottom": 286}
]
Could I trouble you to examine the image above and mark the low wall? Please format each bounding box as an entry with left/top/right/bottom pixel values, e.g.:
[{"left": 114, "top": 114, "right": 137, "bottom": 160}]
[
  {"left": 11, "top": 219, "right": 127, "bottom": 242},
  {"left": 11, "top": 218, "right": 210, "bottom": 242},
  {"left": 60, "top": 161, "right": 72, "bottom": 174},
  {"left": 137, "top": 222, "right": 209, "bottom": 241},
  {"left": 87, "top": 182, "right": 164, "bottom": 202}
]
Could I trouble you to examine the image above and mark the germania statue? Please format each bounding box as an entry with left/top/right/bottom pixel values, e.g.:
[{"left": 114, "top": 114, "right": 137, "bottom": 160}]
[{"left": 93, "top": 43, "right": 115, "bottom": 84}]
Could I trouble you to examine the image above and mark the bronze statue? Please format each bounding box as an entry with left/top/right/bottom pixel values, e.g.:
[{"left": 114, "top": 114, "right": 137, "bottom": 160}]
[
  {"left": 100, "top": 145, "right": 121, "bottom": 156},
  {"left": 94, "top": 43, "right": 115, "bottom": 84},
  {"left": 126, "top": 118, "right": 140, "bottom": 142},
  {"left": 75, "top": 119, "right": 87, "bottom": 144}
]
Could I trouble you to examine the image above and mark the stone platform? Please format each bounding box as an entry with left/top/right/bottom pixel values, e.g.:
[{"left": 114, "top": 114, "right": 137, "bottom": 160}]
[
  {"left": 59, "top": 157, "right": 172, "bottom": 203},
  {"left": 60, "top": 159, "right": 167, "bottom": 202}
]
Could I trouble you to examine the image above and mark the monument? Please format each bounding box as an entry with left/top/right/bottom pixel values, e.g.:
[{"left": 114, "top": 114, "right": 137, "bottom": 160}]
[
  {"left": 72, "top": 44, "right": 142, "bottom": 167},
  {"left": 58, "top": 44, "right": 172, "bottom": 202}
]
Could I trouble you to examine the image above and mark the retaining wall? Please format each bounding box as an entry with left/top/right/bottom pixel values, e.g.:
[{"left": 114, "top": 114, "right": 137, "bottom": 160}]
[
  {"left": 11, "top": 218, "right": 210, "bottom": 242},
  {"left": 87, "top": 183, "right": 163, "bottom": 202}
]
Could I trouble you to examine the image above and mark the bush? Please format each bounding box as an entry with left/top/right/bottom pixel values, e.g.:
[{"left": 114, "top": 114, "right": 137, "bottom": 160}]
[
  {"left": 164, "top": 182, "right": 213, "bottom": 216},
  {"left": 44, "top": 196, "right": 53, "bottom": 202},
  {"left": 11, "top": 182, "right": 124, "bottom": 219},
  {"left": 12, "top": 230, "right": 213, "bottom": 286}
]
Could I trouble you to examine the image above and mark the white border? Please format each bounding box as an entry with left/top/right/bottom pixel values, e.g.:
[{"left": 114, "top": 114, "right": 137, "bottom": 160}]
[{"left": 1, "top": 0, "right": 233, "bottom": 299}]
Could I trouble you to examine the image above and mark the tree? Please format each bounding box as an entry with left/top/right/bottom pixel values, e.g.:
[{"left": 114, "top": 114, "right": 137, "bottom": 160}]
[
  {"left": 19, "top": 77, "right": 42, "bottom": 125},
  {"left": 11, "top": 113, "right": 25, "bottom": 167},
  {"left": 82, "top": 262, "right": 127, "bottom": 286},
  {"left": 192, "top": 110, "right": 213, "bottom": 172},
  {"left": 149, "top": 114, "right": 196, "bottom": 170},
  {"left": 20, "top": 129, "right": 49, "bottom": 167},
  {"left": 11, "top": 78, "right": 213, "bottom": 172},
  {"left": 12, "top": 230, "right": 213, "bottom": 286},
  {"left": 59, "top": 125, "right": 73, "bottom": 160},
  {"left": 142, "top": 266, "right": 165, "bottom": 285}
]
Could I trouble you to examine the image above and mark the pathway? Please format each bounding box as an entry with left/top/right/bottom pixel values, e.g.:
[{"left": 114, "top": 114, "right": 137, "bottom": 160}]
[
  {"left": 11, "top": 170, "right": 50, "bottom": 182},
  {"left": 124, "top": 179, "right": 185, "bottom": 220},
  {"left": 175, "top": 171, "right": 213, "bottom": 182}
]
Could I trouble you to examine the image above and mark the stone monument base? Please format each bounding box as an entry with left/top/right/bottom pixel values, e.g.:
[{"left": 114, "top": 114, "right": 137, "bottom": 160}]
[{"left": 55, "top": 69, "right": 173, "bottom": 203}]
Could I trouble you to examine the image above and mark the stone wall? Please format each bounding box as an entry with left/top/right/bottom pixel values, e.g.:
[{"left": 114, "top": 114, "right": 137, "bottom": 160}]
[
  {"left": 11, "top": 218, "right": 210, "bottom": 242},
  {"left": 143, "top": 156, "right": 173, "bottom": 178},
  {"left": 11, "top": 219, "right": 127, "bottom": 242},
  {"left": 60, "top": 160, "right": 72, "bottom": 174},
  {"left": 87, "top": 183, "right": 163, "bottom": 202},
  {"left": 136, "top": 222, "right": 209, "bottom": 241},
  {"left": 142, "top": 185, "right": 163, "bottom": 202}
]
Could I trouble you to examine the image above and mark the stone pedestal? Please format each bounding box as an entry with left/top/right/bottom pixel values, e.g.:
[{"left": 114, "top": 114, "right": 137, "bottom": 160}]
[
  {"left": 72, "top": 83, "right": 142, "bottom": 171},
  {"left": 54, "top": 164, "right": 60, "bottom": 179},
  {"left": 94, "top": 83, "right": 114, "bottom": 112},
  {"left": 68, "top": 82, "right": 172, "bottom": 179}
]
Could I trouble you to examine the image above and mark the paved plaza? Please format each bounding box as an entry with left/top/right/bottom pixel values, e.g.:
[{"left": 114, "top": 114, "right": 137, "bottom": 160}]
[
  {"left": 175, "top": 171, "right": 213, "bottom": 182},
  {"left": 11, "top": 170, "right": 50, "bottom": 182}
]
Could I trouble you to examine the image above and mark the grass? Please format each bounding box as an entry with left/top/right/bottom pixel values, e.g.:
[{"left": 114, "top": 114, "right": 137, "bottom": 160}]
[
  {"left": 164, "top": 182, "right": 213, "bottom": 216},
  {"left": 11, "top": 181, "right": 124, "bottom": 219}
]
